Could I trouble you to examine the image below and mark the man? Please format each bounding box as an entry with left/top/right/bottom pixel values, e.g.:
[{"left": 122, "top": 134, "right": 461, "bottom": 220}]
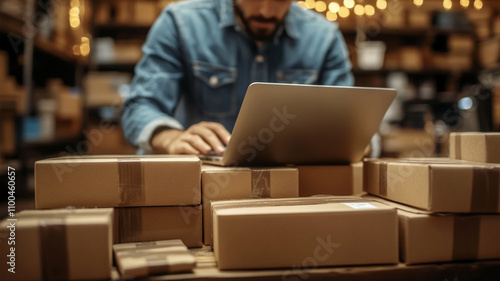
[{"left": 122, "top": 0, "right": 354, "bottom": 155}]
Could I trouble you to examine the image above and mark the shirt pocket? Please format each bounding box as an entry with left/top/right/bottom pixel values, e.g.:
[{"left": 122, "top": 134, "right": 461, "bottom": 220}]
[
  {"left": 276, "top": 69, "right": 318, "bottom": 84},
  {"left": 192, "top": 61, "right": 238, "bottom": 117}
]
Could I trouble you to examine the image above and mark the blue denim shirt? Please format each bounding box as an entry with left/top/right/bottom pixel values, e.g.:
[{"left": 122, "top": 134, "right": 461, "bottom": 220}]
[{"left": 122, "top": 0, "right": 354, "bottom": 153}]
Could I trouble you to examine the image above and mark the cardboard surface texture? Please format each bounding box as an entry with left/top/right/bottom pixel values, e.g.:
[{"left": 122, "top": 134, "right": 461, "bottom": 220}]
[
  {"left": 114, "top": 239, "right": 196, "bottom": 278},
  {"left": 449, "top": 132, "right": 500, "bottom": 164},
  {"left": 367, "top": 196, "right": 500, "bottom": 264},
  {"left": 364, "top": 158, "right": 500, "bottom": 213},
  {"left": 212, "top": 197, "right": 398, "bottom": 270},
  {"left": 0, "top": 208, "right": 113, "bottom": 281},
  {"left": 296, "top": 163, "right": 363, "bottom": 197},
  {"left": 114, "top": 205, "right": 202, "bottom": 248},
  {"left": 35, "top": 155, "right": 201, "bottom": 208},
  {"left": 201, "top": 165, "right": 298, "bottom": 245}
]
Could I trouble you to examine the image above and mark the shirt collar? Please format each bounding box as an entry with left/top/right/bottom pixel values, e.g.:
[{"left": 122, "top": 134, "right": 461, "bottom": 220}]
[{"left": 215, "top": 0, "right": 300, "bottom": 40}]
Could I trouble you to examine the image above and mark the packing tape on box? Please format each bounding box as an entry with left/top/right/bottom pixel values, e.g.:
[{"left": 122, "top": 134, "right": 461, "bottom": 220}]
[
  {"left": 452, "top": 216, "right": 480, "bottom": 260},
  {"left": 118, "top": 158, "right": 145, "bottom": 206},
  {"left": 117, "top": 207, "right": 143, "bottom": 243},
  {"left": 39, "top": 217, "right": 69, "bottom": 280},
  {"left": 453, "top": 134, "right": 461, "bottom": 159},
  {"left": 379, "top": 163, "right": 388, "bottom": 197},
  {"left": 251, "top": 169, "right": 271, "bottom": 198},
  {"left": 471, "top": 167, "right": 499, "bottom": 212}
]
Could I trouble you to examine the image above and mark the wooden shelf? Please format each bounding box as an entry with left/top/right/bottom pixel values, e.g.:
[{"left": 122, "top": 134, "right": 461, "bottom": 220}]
[{"left": 34, "top": 37, "right": 87, "bottom": 64}]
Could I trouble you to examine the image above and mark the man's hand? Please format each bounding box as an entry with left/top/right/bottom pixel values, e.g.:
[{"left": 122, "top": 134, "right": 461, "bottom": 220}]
[{"left": 151, "top": 122, "right": 231, "bottom": 155}]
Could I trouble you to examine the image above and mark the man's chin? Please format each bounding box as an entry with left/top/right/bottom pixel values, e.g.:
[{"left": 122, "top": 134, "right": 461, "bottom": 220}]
[{"left": 249, "top": 28, "right": 276, "bottom": 42}]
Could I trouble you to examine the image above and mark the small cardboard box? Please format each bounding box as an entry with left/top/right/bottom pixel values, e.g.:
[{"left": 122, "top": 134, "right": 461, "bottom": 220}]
[
  {"left": 296, "top": 163, "right": 363, "bottom": 197},
  {"left": 114, "top": 240, "right": 195, "bottom": 278},
  {"left": 449, "top": 132, "right": 500, "bottom": 164},
  {"left": 114, "top": 205, "right": 202, "bottom": 248},
  {"left": 212, "top": 197, "right": 398, "bottom": 270},
  {"left": 35, "top": 155, "right": 201, "bottom": 209},
  {"left": 0, "top": 208, "right": 113, "bottom": 281},
  {"left": 364, "top": 158, "right": 500, "bottom": 213},
  {"left": 201, "top": 165, "right": 298, "bottom": 245},
  {"left": 367, "top": 196, "right": 500, "bottom": 264}
]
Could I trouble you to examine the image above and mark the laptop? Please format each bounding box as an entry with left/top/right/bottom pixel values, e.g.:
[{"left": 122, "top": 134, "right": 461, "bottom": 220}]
[{"left": 199, "top": 82, "right": 396, "bottom": 166}]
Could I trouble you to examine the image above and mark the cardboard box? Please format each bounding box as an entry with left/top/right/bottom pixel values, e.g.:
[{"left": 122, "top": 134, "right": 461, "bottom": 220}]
[
  {"left": 479, "top": 37, "right": 500, "bottom": 68},
  {"left": 367, "top": 196, "right": 500, "bottom": 264},
  {"left": 0, "top": 50, "right": 7, "bottom": 82},
  {"left": 408, "top": 11, "right": 430, "bottom": 28},
  {"left": 86, "top": 125, "right": 136, "bottom": 155},
  {"left": 84, "top": 72, "right": 130, "bottom": 107},
  {"left": 114, "top": 205, "right": 202, "bottom": 248},
  {"left": 0, "top": 208, "right": 113, "bottom": 281},
  {"left": 297, "top": 163, "right": 363, "bottom": 197},
  {"left": 448, "top": 35, "right": 475, "bottom": 54},
  {"left": 35, "top": 155, "right": 201, "bottom": 209},
  {"left": 400, "top": 47, "right": 423, "bottom": 70},
  {"left": 201, "top": 165, "right": 298, "bottom": 245},
  {"left": 134, "top": 1, "right": 157, "bottom": 25},
  {"left": 212, "top": 197, "right": 398, "bottom": 270},
  {"left": 364, "top": 158, "right": 500, "bottom": 213},
  {"left": 449, "top": 132, "right": 500, "bottom": 164},
  {"left": 113, "top": 240, "right": 195, "bottom": 278}
]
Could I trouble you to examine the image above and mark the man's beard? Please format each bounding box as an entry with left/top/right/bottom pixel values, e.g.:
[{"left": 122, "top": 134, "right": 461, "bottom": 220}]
[{"left": 233, "top": 2, "right": 283, "bottom": 42}]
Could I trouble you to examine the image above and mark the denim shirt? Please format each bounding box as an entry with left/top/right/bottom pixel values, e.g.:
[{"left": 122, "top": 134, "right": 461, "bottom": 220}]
[{"left": 122, "top": 0, "right": 354, "bottom": 153}]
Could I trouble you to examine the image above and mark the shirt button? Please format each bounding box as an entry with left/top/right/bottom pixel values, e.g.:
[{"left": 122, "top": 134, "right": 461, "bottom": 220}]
[
  {"left": 256, "top": 55, "right": 264, "bottom": 63},
  {"left": 209, "top": 75, "right": 219, "bottom": 87}
]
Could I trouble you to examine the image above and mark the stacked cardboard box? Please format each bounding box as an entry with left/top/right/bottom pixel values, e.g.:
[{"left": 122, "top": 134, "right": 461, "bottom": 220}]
[
  {"left": 201, "top": 165, "right": 299, "bottom": 245},
  {"left": 113, "top": 240, "right": 196, "bottom": 278},
  {"left": 364, "top": 157, "right": 500, "bottom": 213},
  {"left": 35, "top": 155, "right": 203, "bottom": 247},
  {"left": 296, "top": 162, "right": 363, "bottom": 197},
  {"left": 364, "top": 139, "right": 500, "bottom": 265},
  {"left": 211, "top": 197, "right": 398, "bottom": 270},
  {"left": 494, "top": 85, "right": 500, "bottom": 131},
  {"left": 0, "top": 208, "right": 113, "bottom": 281},
  {"left": 449, "top": 132, "right": 500, "bottom": 164}
]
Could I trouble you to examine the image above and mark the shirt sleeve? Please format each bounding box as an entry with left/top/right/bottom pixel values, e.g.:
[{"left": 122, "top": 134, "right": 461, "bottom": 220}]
[
  {"left": 318, "top": 27, "right": 354, "bottom": 87},
  {"left": 121, "top": 8, "right": 186, "bottom": 153}
]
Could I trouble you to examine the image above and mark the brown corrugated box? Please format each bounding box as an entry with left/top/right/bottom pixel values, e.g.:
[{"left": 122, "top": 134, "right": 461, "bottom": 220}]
[
  {"left": 114, "top": 240, "right": 196, "bottom": 278},
  {"left": 364, "top": 158, "right": 500, "bottom": 213},
  {"left": 297, "top": 163, "right": 363, "bottom": 197},
  {"left": 0, "top": 208, "right": 113, "bottom": 281},
  {"left": 449, "top": 132, "right": 500, "bottom": 164},
  {"left": 212, "top": 197, "right": 398, "bottom": 270},
  {"left": 201, "top": 165, "right": 298, "bottom": 245},
  {"left": 35, "top": 155, "right": 201, "bottom": 209},
  {"left": 114, "top": 205, "right": 202, "bottom": 248},
  {"left": 366, "top": 196, "right": 500, "bottom": 264}
]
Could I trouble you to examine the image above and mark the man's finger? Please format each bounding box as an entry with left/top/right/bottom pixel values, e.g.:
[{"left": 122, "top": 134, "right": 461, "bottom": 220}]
[
  {"left": 191, "top": 126, "right": 226, "bottom": 154},
  {"left": 202, "top": 122, "right": 231, "bottom": 145},
  {"left": 185, "top": 134, "right": 212, "bottom": 154}
]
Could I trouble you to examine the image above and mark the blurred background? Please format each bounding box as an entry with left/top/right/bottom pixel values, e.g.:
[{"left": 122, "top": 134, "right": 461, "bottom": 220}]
[{"left": 0, "top": 0, "right": 500, "bottom": 206}]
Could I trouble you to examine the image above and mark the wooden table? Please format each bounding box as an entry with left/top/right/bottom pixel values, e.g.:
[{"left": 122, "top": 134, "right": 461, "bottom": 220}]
[{"left": 123, "top": 247, "right": 500, "bottom": 281}]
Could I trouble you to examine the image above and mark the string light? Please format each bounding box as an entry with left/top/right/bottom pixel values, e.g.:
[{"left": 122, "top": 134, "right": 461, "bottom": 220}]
[
  {"left": 338, "top": 6, "right": 350, "bottom": 18},
  {"left": 354, "top": 4, "right": 365, "bottom": 16},
  {"left": 460, "top": 0, "right": 470, "bottom": 7},
  {"left": 413, "top": 0, "right": 424, "bottom": 7},
  {"left": 443, "top": 0, "right": 452, "bottom": 10},
  {"left": 344, "top": 0, "right": 355, "bottom": 9},
  {"left": 376, "top": 0, "right": 387, "bottom": 10},
  {"left": 297, "top": 1, "right": 307, "bottom": 9},
  {"left": 326, "top": 11, "right": 338, "bottom": 21},
  {"left": 305, "top": 0, "right": 316, "bottom": 9},
  {"left": 365, "top": 4, "right": 375, "bottom": 16},
  {"left": 329, "top": 2, "right": 340, "bottom": 13},
  {"left": 474, "top": 0, "right": 483, "bottom": 10},
  {"left": 80, "top": 37, "right": 90, "bottom": 56},
  {"left": 315, "top": 1, "right": 327, "bottom": 12}
]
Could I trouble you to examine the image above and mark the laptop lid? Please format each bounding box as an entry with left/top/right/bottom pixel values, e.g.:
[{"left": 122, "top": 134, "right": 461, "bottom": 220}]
[{"left": 217, "top": 82, "right": 396, "bottom": 166}]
